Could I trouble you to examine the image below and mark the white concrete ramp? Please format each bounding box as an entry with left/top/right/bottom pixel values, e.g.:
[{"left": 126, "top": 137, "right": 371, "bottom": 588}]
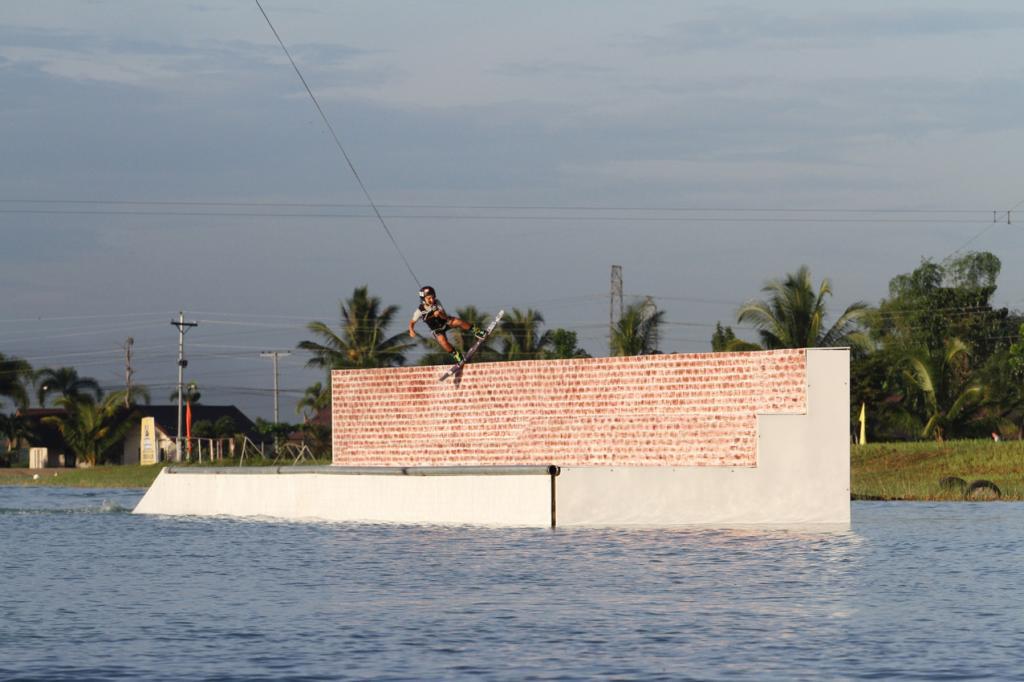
[
  {"left": 134, "top": 348, "right": 849, "bottom": 527},
  {"left": 134, "top": 466, "right": 557, "bottom": 527}
]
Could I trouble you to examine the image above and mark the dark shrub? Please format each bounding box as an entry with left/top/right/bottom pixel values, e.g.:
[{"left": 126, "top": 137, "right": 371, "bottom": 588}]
[{"left": 938, "top": 476, "right": 967, "bottom": 493}]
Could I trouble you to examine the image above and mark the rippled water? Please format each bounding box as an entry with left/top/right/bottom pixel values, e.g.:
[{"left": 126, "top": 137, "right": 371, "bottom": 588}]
[{"left": 1, "top": 487, "right": 1022, "bottom": 680}]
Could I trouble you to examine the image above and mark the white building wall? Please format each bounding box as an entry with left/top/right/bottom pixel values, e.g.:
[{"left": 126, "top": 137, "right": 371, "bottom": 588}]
[{"left": 555, "top": 348, "right": 850, "bottom": 525}]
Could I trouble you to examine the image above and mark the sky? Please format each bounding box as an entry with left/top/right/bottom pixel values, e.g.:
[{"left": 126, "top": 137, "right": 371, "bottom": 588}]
[{"left": 2, "top": 0, "right": 1024, "bottom": 420}]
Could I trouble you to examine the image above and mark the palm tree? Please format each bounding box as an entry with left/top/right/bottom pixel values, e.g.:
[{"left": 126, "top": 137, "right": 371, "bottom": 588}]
[
  {"left": 35, "top": 366, "right": 103, "bottom": 406},
  {"left": 902, "top": 338, "right": 986, "bottom": 442},
  {"left": 611, "top": 298, "right": 665, "bottom": 356},
  {"left": 167, "top": 382, "right": 200, "bottom": 404},
  {"left": 498, "top": 308, "right": 553, "bottom": 360},
  {"left": 0, "top": 353, "right": 33, "bottom": 410},
  {"left": 0, "top": 413, "right": 34, "bottom": 465},
  {"left": 736, "top": 266, "right": 871, "bottom": 351},
  {"left": 298, "top": 286, "right": 414, "bottom": 369},
  {"left": 43, "top": 392, "right": 135, "bottom": 466},
  {"left": 296, "top": 381, "right": 330, "bottom": 421}
]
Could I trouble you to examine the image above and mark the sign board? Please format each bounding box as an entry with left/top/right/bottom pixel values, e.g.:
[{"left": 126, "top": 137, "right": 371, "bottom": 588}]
[
  {"left": 29, "top": 447, "right": 48, "bottom": 469},
  {"left": 140, "top": 417, "right": 158, "bottom": 465}
]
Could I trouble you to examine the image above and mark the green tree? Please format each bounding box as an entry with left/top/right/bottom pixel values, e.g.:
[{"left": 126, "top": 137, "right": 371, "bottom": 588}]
[
  {"left": 0, "top": 353, "right": 33, "bottom": 410},
  {"left": 299, "top": 421, "right": 331, "bottom": 459},
  {"left": 192, "top": 416, "right": 240, "bottom": 459},
  {"left": 861, "top": 252, "right": 1019, "bottom": 440},
  {"left": 35, "top": 366, "right": 103, "bottom": 406},
  {"left": 254, "top": 418, "right": 297, "bottom": 454},
  {"left": 611, "top": 298, "right": 665, "bottom": 356},
  {"left": 498, "top": 309, "right": 553, "bottom": 360},
  {"left": 711, "top": 322, "right": 735, "bottom": 352},
  {"left": 43, "top": 392, "right": 135, "bottom": 466},
  {"left": 870, "top": 252, "right": 1013, "bottom": 358},
  {"left": 737, "top": 266, "right": 870, "bottom": 350},
  {"left": 710, "top": 322, "right": 761, "bottom": 352},
  {"left": 191, "top": 419, "right": 214, "bottom": 438},
  {"left": 546, "top": 329, "right": 591, "bottom": 359},
  {"left": 299, "top": 286, "right": 413, "bottom": 369},
  {"left": 900, "top": 339, "right": 987, "bottom": 442},
  {"left": 974, "top": 346, "right": 1024, "bottom": 439},
  {"left": 213, "top": 415, "right": 238, "bottom": 437},
  {"left": 1009, "top": 323, "right": 1024, "bottom": 376},
  {"left": 849, "top": 347, "right": 907, "bottom": 441}
]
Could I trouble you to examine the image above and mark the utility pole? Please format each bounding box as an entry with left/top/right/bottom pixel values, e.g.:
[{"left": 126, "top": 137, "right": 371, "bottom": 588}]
[
  {"left": 260, "top": 351, "right": 291, "bottom": 423},
  {"left": 171, "top": 311, "right": 198, "bottom": 462},
  {"left": 610, "top": 264, "right": 623, "bottom": 354},
  {"left": 124, "top": 337, "right": 134, "bottom": 408}
]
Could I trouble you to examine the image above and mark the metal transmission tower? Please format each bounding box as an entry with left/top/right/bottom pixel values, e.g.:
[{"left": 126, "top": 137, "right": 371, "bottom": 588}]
[
  {"left": 260, "top": 351, "right": 292, "bottom": 423},
  {"left": 610, "top": 264, "right": 623, "bottom": 354},
  {"left": 171, "top": 311, "right": 198, "bottom": 462}
]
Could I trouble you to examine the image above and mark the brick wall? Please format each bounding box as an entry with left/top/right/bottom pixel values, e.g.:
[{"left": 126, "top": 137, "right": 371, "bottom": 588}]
[{"left": 332, "top": 349, "right": 807, "bottom": 468}]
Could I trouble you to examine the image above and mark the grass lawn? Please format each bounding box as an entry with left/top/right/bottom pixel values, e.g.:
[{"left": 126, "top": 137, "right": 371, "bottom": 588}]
[
  {"left": 2, "top": 443, "right": 1021, "bottom": 501},
  {"left": 0, "top": 464, "right": 168, "bottom": 488},
  {"left": 852, "top": 440, "right": 1024, "bottom": 501}
]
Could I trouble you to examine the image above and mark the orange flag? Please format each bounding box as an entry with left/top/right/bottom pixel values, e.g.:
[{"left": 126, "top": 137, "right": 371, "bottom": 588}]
[{"left": 186, "top": 401, "right": 193, "bottom": 454}]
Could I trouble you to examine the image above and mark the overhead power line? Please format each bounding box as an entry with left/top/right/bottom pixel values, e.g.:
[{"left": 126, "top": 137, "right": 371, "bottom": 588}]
[
  {"left": 0, "top": 311, "right": 173, "bottom": 324},
  {"left": 0, "top": 198, "right": 1005, "bottom": 214},
  {"left": 3, "top": 301, "right": 1018, "bottom": 358},
  {"left": 944, "top": 198, "right": 1024, "bottom": 260},
  {"left": 0, "top": 208, "right": 1009, "bottom": 224}
]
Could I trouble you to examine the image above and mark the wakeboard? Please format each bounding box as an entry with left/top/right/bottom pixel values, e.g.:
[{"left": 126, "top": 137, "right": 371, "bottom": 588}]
[{"left": 439, "top": 309, "right": 505, "bottom": 382}]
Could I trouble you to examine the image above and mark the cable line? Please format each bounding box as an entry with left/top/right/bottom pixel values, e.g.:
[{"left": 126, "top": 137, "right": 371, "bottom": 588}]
[
  {"left": 0, "top": 197, "right": 1002, "bottom": 214},
  {"left": 1, "top": 207, "right": 1010, "bottom": 224},
  {"left": 939, "top": 188, "right": 1023, "bottom": 262},
  {"left": 254, "top": 0, "right": 420, "bottom": 287}
]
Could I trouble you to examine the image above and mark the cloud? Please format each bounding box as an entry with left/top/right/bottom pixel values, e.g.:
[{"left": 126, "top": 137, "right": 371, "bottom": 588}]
[
  {"left": 559, "top": 157, "right": 883, "bottom": 194},
  {"left": 0, "top": 25, "right": 371, "bottom": 90},
  {"left": 639, "top": 6, "right": 1024, "bottom": 53},
  {"left": 490, "top": 60, "right": 613, "bottom": 79},
  {"left": 794, "top": 74, "right": 1024, "bottom": 137},
  {"left": 0, "top": 45, "right": 185, "bottom": 85},
  {"left": 289, "top": 42, "right": 370, "bottom": 66}
]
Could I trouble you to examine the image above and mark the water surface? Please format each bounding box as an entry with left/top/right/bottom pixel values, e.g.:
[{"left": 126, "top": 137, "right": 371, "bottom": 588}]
[{"left": 1, "top": 487, "right": 1021, "bottom": 680}]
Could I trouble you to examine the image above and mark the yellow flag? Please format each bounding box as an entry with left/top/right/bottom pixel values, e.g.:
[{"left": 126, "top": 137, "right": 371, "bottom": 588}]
[{"left": 858, "top": 402, "right": 867, "bottom": 445}]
